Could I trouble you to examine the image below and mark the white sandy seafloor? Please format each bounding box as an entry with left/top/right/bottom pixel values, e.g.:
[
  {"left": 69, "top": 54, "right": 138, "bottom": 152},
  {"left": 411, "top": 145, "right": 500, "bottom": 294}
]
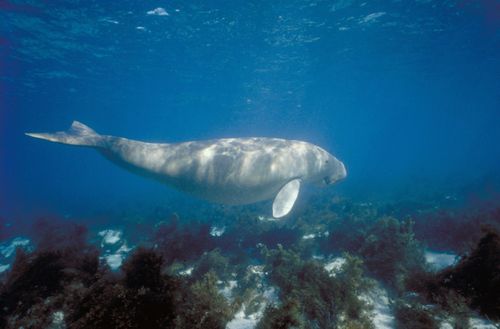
[
  {"left": 361, "top": 283, "right": 395, "bottom": 329},
  {"left": 440, "top": 317, "right": 499, "bottom": 329},
  {"left": 49, "top": 310, "right": 65, "bottom": 329},
  {"left": 425, "top": 250, "right": 458, "bottom": 271},
  {"left": 324, "top": 257, "right": 396, "bottom": 329},
  {"left": 0, "top": 237, "right": 32, "bottom": 274},
  {"left": 0, "top": 230, "right": 133, "bottom": 273},
  {"left": 225, "top": 285, "right": 278, "bottom": 329},
  {"left": 224, "top": 263, "right": 279, "bottom": 329},
  {"left": 98, "top": 229, "right": 132, "bottom": 270}
]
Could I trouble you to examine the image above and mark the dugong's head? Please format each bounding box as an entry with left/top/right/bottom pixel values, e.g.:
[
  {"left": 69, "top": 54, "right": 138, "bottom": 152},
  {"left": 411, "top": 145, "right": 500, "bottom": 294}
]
[{"left": 319, "top": 153, "right": 347, "bottom": 187}]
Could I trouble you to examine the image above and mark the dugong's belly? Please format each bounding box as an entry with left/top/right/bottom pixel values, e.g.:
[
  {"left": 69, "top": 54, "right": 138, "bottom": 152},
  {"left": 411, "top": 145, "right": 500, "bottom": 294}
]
[
  {"left": 165, "top": 163, "right": 289, "bottom": 205},
  {"left": 182, "top": 180, "right": 283, "bottom": 205}
]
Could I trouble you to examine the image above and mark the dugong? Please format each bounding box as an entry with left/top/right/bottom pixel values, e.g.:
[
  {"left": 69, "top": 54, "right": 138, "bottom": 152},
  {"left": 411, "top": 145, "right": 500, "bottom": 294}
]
[{"left": 26, "top": 121, "right": 346, "bottom": 218}]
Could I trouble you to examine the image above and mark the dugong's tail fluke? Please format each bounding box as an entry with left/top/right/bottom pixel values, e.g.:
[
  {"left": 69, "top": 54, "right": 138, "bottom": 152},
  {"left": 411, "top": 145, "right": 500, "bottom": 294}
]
[{"left": 25, "top": 121, "right": 103, "bottom": 147}]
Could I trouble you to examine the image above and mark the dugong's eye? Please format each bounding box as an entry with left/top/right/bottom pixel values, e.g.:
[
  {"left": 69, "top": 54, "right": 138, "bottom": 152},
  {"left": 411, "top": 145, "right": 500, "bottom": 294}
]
[{"left": 325, "top": 160, "right": 329, "bottom": 164}]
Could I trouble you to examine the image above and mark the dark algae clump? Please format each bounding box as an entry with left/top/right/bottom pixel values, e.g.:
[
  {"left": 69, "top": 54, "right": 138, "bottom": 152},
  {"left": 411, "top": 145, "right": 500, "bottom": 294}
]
[
  {"left": 0, "top": 219, "right": 99, "bottom": 328},
  {"left": 0, "top": 249, "right": 66, "bottom": 328},
  {"left": 440, "top": 229, "right": 500, "bottom": 319},
  {"left": 357, "top": 217, "right": 425, "bottom": 292},
  {"left": 175, "top": 271, "right": 232, "bottom": 329},
  {"left": 154, "top": 218, "right": 216, "bottom": 264},
  {"left": 409, "top": 229, "right": 500, "bottom": 322},
  {"left": 393, "top": 300, "right": 440, "bottom": 329},
  {"left": 69, "top": 248, "right": 181, "bottom": 329},
  {"left": 257, "top": 299, "right": 305, "bottom": 329},
  {"left": 123, "top": 247, "right": 164, "bottom": 290},
  {"left": 67, "top": 248, "right": 233, "bottom": 329}
]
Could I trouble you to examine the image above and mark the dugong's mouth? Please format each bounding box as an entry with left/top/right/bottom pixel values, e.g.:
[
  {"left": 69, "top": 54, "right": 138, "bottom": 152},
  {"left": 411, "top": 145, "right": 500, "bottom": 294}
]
[{"left": 324, "top": 161, "right": 347, "bottom": 185}]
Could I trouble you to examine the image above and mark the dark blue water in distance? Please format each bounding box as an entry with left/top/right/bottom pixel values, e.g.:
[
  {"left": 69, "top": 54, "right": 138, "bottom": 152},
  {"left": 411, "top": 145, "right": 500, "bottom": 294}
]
[{"left": 2, "top": 1, "right": 500, "bottom": 328}]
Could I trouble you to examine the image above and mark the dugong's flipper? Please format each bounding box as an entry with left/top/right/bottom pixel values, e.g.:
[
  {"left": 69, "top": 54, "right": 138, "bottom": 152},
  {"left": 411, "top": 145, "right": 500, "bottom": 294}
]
[
  {"left": 272, "top": 179, "right": 301, "bottom": 218},
  {"left": 26, "top": 121, "right": 102, "bottom": 147}
]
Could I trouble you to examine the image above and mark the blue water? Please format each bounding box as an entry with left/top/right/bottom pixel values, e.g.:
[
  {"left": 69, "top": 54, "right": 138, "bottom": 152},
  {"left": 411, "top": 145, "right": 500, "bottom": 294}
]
[{"left": 1, "top": 0, "right": 499, "bottom": 218}]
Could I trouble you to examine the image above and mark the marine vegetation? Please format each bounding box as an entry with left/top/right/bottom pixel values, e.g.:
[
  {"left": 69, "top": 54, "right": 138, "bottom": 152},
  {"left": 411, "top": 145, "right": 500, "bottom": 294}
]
[
  {"left": 413, "top": 207, "right": 500, "bottom": 253},
  {"left": 0, "top": 193, "right": 499, "bottom": 328},
  {"left": 261, "top": 246, "right": 374, "bottom": 328},
  {"left": 407, "top": 228, "right": 500, "bottom": 322},
  {"left": 0, "top": 219, "right": 99, "bottom": 328},
  {"left": 257, "top": 299, "right": 306, "bottom": 329},
  {"left": 320, "top": 211, "right": 426, "bottom": 292},
  {"left": 153, "top": 217, "right": 216, "bottom": 264},
  {"left": 0, "top": 223, "right": 233, "bottom": 329},
  {"left": 393, "top": 300, "right": 440, "bottom": 329},
  {"left": 357, "top": 217, "right": 425, "bottom": 292}
]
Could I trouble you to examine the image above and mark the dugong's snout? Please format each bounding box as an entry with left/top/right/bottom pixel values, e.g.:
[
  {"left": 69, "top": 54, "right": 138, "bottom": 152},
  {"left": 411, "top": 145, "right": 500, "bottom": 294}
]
[
  {"left": 337, "top": 161, "right": 347, "bottom": 181},
  {"left": 324, "top": 159, "right": 347, "bottom": 185}
]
